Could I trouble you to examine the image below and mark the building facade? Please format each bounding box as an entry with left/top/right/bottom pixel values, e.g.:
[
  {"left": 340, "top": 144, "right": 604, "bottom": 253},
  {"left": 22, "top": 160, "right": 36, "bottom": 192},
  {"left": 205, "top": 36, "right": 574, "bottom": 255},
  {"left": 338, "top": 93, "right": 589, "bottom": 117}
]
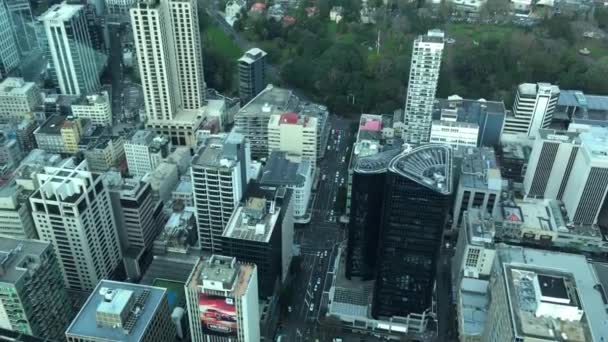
[
  {"left": 185, "top": 255, "right": 260, "bottom": 342},
  {"left": 40, "top": 3, "right": 100, "bottom": 95},
  {"left": 191, "top": 131, "right": 250, "bottom": 251},
  {"left": 267, "top": 112, "right": 318, "bottom": 169},
  {"left": 238, "top": 48, "right": 267, "bottom": 104},
  {"left": 372, "top": 145, "right": 452, "bottom": 320},
  {"left": 562, "top": 127, "right": 608, "bottom": 225},
  {"left": 0, "top": 78, "right": 41, "bottom": 122},
  {"left": 403, "top": 29, "right": 445, "bottom": 144},
  {"left": 0, "top": 238, "right": 72, "bottom": 341},
  {"left": 29, "top": 159, "right": 123, "bottom": 291},
  {"left": 503, "top": 83, "right": 560, "bottom": 136},
  {"left": 523, "top": 129, "right": 580, "bottom": 200},
  {"left": 124, "top": 130, "right": 170, "bottom": 177},
  {"left": 0, "top": 0, "right": 19, "bottom": 77}
]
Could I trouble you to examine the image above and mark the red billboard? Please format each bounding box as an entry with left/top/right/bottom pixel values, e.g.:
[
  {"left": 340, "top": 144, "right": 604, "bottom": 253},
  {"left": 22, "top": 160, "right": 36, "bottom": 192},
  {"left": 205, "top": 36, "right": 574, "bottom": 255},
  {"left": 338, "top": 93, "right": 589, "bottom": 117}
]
[{"left": 198, "top": 293, "right": 238, "bottom": 336}]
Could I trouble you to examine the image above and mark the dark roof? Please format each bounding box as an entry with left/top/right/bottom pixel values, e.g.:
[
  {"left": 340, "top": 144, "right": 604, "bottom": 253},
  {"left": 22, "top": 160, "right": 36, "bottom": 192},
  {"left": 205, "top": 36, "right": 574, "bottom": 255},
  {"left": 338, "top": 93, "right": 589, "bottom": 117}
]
[
  {"left": 537, "top": 274, "right": 569, "bottom": 301},
  {"left": 433, "top": 98, "right": 506, "bottom": 124},
  {"left": 37, "top": 115, "right": 67, "bottom": 135},
  {"left": 259, "top": 151, "right": 307, "bottom": 187}
]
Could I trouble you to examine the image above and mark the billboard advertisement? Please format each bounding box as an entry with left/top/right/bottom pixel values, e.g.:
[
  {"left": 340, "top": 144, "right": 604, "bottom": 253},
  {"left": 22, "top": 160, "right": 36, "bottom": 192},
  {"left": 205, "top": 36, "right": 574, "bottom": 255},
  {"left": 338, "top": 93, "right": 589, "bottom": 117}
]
[{"left": 198, "top": 293, "right": 237, "bottom": 336}]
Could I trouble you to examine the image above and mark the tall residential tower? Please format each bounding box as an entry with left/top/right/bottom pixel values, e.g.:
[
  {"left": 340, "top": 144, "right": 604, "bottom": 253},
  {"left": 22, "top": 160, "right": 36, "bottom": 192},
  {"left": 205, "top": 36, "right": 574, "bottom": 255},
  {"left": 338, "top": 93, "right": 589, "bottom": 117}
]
[{"left": 403, "top": 29, "right": 445, "bottom": 145}]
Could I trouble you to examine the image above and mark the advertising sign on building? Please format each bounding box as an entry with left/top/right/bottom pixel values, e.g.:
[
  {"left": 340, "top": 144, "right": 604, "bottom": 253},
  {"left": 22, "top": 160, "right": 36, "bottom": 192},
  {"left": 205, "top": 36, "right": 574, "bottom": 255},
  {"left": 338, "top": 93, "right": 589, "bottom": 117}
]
[{"left": 198, "top": 293, "right": 237, "bottom": 336}]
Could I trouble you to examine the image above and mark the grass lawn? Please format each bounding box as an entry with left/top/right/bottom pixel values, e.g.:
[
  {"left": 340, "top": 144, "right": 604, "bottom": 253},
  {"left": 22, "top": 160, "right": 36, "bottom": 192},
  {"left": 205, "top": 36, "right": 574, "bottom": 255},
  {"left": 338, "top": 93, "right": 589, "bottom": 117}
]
[
  {"left": 203, "top": 26, "right": 242, "bottom": 60},
  {"left": 576, "top": 39, "right": 608, "bottom": 60},
  {"left": 446, "top": 23, "right": 520, "bottom": 43},
  {"left": 153, "top": 278, "right": 186, "bottom": 310}
]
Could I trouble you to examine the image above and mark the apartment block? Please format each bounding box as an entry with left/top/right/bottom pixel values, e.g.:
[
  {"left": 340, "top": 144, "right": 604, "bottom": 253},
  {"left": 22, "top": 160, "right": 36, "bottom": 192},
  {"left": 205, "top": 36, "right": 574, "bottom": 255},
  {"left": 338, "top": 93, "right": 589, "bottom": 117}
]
[
  {"left": 504, "top": 83, "right": 560, "bottom": 136},
  {"left": 124, "top": 130, "right": 171, "bottom": 177},
  {"left": 238, "top": 48, "right": 267, "bottom": 104},
  {"left": 71, "top": 91, "right": 112, "bottom": 126}
]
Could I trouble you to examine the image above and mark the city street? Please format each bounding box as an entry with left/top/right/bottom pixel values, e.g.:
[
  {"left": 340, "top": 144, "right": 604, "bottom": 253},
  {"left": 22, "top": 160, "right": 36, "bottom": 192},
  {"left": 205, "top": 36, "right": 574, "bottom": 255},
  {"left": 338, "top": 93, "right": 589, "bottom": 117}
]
[{"left": 281, "top": 116, "right": 356, "bottom": 341}]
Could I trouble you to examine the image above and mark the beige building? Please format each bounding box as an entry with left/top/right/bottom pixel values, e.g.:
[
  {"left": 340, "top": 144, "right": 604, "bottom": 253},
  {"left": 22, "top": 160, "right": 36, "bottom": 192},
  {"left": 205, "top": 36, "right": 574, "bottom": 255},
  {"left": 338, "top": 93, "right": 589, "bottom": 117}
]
[
  {"left": 267, "top": 112, "right": 317, "bottom": 169},
  {"left": 0, "top": 77, "right": 41, "bottom": 121}
]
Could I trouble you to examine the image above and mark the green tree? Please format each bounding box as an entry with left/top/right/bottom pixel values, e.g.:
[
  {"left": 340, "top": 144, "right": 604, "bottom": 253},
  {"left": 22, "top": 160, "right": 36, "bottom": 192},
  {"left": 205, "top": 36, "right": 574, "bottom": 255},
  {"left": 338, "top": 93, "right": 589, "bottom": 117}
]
[{"left": 595, "top": 6, "right": 608, "bottom": 29}]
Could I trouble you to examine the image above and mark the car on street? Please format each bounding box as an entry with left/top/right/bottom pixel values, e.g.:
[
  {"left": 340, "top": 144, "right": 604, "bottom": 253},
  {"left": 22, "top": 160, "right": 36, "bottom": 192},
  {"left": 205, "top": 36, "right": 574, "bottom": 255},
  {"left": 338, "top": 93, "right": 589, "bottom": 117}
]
[
  {"left": 288, "top": 306, "right": 292, "bottom": 313},
  {"left": 309, "top": 304, "right": 314, "bottom": 312},
  {"left": 317, "top": 278, "right": 321, "bottom": 285}
]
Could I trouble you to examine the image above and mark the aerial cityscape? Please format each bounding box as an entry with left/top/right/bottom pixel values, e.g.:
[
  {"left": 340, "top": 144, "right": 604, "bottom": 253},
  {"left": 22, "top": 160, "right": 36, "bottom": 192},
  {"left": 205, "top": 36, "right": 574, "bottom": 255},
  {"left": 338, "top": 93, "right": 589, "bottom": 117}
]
[{"left": 0, "top": 0, "right": 608, "bottom": 341}]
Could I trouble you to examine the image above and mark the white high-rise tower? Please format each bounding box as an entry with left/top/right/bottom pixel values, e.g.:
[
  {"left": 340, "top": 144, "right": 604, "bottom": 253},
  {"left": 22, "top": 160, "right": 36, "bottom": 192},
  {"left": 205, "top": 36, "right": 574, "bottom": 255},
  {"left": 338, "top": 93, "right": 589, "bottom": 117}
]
[
  {"left": 30, "top": 158, "right": 123, "bottom": 291},
  {"left": 403, "top": 29, "right": 445, "bottom": 145},
  {"left": 130, "top": 0, "right": 206, "bottom": 145}
]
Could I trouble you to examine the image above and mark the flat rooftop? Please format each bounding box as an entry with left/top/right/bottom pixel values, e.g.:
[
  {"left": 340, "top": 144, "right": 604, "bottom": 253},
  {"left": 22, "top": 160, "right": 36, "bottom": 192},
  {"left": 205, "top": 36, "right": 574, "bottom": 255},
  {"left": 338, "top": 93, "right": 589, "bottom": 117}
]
[
  {"left": 578, "top": 127, "right": 608, "bottom": 161},
  {"left": 223, "top": 199, "right": 280, "bottom": 243},
  {"left": 518, "top": 83, "right": 560, "bottom": 97},
  {"left": 128, "top": 130, "right": 156, "bottom": 145},
  {"left": 192, "top": 131, "right": 244, "bottom": 169},
  {"left": 66, "top": 280, "right": 167, "bottom": 341},
  {"left": 459, "top": 278, "right": 488, "bottom": 339},
  {"left": 36, "top": 115, "right": 68, "bottom": 135},
  {"left": 40, "top": 3, "right": 83, "bottom": 22},
  {"left": 460, "top": 147, "right": 501, "bottom": 190},
  {"left": 498, "top": 245, "right": 608, "bottom": 342},
  {"left": 187, "top": 255, "right": 255, "bottom": 297},
  {"left": 237, "top": 85, "right": 299, "bottom": 116},
  {"left": 537, "top": 129, "right": 580, "bottom": 145},
  {"left": 433, "top": 96, "right": 506, "bottom": 124},
  {"left": 0, "top": 78, "right": 35, "bottom": 96},
  {"left": 329, "top": 247, "right": 373, "bottom": 318},
  {"left": 0, "top": 238, "right": 49, "bottom": 284},
  {"left": 238, "top": 48, "right": 267, "bottom": 64},
  {"left": 420, "top": 29, "right": 445, "bottom": 43},
  {"left": 260, "top": 151, "right": 309, "bottom": 187},
  {"left": 464, "top": 209, "right": 495, "bottom": 245},
  {"left": 558, "top": 90, "right": 608, "bottom": 121}
]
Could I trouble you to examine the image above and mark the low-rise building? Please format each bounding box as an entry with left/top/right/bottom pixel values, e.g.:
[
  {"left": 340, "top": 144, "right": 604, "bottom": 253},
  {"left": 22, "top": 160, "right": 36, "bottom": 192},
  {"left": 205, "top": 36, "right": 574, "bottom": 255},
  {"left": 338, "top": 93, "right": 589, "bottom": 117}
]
[
  {"left": 34, "top": 115, "right": 84, "bottom": 154},
  {"left": 66, "top": 280, "right": 176, "bottom": 342},
  {"left": 153, "top": 203, "right": 197, "bottom": 255},
  {"left": 143, "top": 162, "right": 179, "bottom": 202},
  {"left": 70, "top": 91, "right": 112, "bottom": 126},
  {"left": 125, "top": 130, "right": 171, "bottom": 177},
  {"left": 330, "top": 6, "right": 344, "bottom": 22},
  {"left": 172, "top": 178, "right": 193, "bottom": 207},
  {"left": 0, "top": 178, "right": 36, "bottom": 240},
  {"left": 0, "top": 77, "right": 41, "bottom": 122},
  {"left": 0, "top": 133, "right": 22, "bottom": 169},
  {"left": 260, "top": 151, "right": 312, "bottom": 223},
  {"left": 225, "top": 0, "right": 245, "bottom": 26}
]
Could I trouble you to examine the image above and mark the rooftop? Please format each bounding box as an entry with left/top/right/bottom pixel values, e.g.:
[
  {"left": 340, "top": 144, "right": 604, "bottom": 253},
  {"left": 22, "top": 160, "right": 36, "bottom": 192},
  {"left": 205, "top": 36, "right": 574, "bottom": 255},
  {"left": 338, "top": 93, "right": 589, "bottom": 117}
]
[
  {"left": 459, "top": 147, "right": 502, "bottom": 190},
  {"left": 40, "top": 3, "right": 83, "bottom": 22},
  {"left": 128, "top": 130, "right": 156, "bottom": 145},
  {"left": 578, "top": 126, "right": 608, "bottom": 161},
  {"left": 187, "top": 255, "right": 255, "bottom": 298},
  {"left": 433, "top": 96, "right": 506, "bottom": 125},
  {"left": 271, "top": 112, "right": 315, "bottom": 127},
  {"left": 0, "top": 238, "right": 50, "bottom": 284},
  {"left": 389, "top": 144, "right": 453, "bottom": 194},
  {"left": 420, "top": 29, "right": 445, "bottom": 43},
  {"left": 518, "top": 83, "right": 560, "bottom": 97},
  {"left": 238, "top": 48, "right": 267, "bottom": 64},
  {"left": 464, "top": 209, "right": 495, "bottom": 246},
  {"left": 498, "top": 245, "right": 608, "bottom": 341},
  {"left": 237, "top": 85, "right": 299, "bottom": 117},
  {"left": 537, "top": 129, "right": 580, "bottom": 145},
  {"left": 154, "top": 206, "right": 196, "bottom": 254},
  {"left": 459, "top": 278, "right": 488, "bottom": 338},
  {"left": 223, "top": 196, "right": 281, "bottom": 243},
  {"left": 192, "top": 131, "right": 245, "bottom": 169},
  {"left": 66, "top": 280, "right": 167, "bottom": 341},
  {"left": 0, "top": 78, "right": 36, "bottom": 96},
  {"left": 36, "top": 115, "right": 69, "bottom": 135},
  {"left": 558, "top": 90, "right": 608, "bottom": 123},
  {"left": 260, "top": 151, "right": 310, "bottom": 187},
  {"left": 329, "top": 247, "right": 374, "bottom": 318}
]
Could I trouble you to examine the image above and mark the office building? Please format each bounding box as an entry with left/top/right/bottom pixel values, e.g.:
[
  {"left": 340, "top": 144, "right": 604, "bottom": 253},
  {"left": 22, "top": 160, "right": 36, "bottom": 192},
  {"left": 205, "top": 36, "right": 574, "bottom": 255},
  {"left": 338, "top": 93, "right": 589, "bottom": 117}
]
[
  {"left": 33, "top": 115, "right": 84, "bottom": 154},
  {"left": 556, "top": 89, "right": 608, "bottom": 127},
  {"left": 143, "top": 161, "right": 178, "bottom": 202},
  {"left": 5, "top": 0, "right": 39, "bottom": 57},
  {"left": 483, "top": 245, "right": 608, "bottom": 342},
  {"left": 503, "top": 83, "right": 560, "bottom": 136},
  {"left": 66, "top": 280, "right": 175, "bottom": 342},
  {"left": 267, "top": 112, "right": 318, "bottom": 169},
  {"left": 107, "top": 0, "right": 136, "bottom": 15},
  {"left": 0, "top": 119, "right": 38, "bottom": 153},
  {"left": 259, "top": 151, "right": 313, "bottom": 223},
  {"left": 497, "top": 134, "right": 533, "bottom": 184},
  {"left": 0, "top": 238, "right": 72, "bottom": 341},
  {"left": 219, "top": 185, "right": 294, "bottom": 298},
  {"left": 124, "top": 130, "right": 171, "bottom": 177},
  {"left": 185, "top": 255, "right": 260, "bottom": 342},
  {"left": 524, "top": 129, "right": 580, "bottom": 200},
  {"left": 373, "top": 144, "right": 452, "bottom": 319},
  {"left": 107, "top": 175, "right": 164, "bottom": 263},
  {"left": 0, "top": 0, "right": 19, "bottom": 77},
  {"left": 562, "top": 127, "right": 608, "bottom": 225},
  {"left": 451, "top": 147, "right": 502, "bottom": 230},
  {"left": 403, "top": 29, "right": 445, "bottom": 144},
  {"left": 40, "top": 3, "right": 100, "bottom": 95},
  {"left": 130, "top": 0, "right": 206, "bottom": 145},
  {"left": 172, "top": 178, "right": 194, "bottom": 207},
  {"left": 0, "top": 179, "right": 36, "bottom": 240},
  {"left": 29, "top": 159, "right": 122, "bottom": 291},
  {"left": 456, "top": 277, "right": 489, "bottom": 342},
  {"left": 79, "top": 128, "right": 126, "bottom": 172},
  {"left": 0, "top": 78, "right": 42, "bottom": 122},
  {"left": 235, "top": 85, "right": 298, "bottom": 158},
  {"left": 238, "top": 48, "right": 267, "bottom": 103},
  {"left": 70, "top": 91, "right": 112, "bottom": 126},
  {"left": 430, "top": 95, "right": 506, "bottom": 147},
  {"left": 191, "top": 131, "right": 250, "bottom": 252},
  {"left": 153, "top": 204, "right": 197, "bottom": 255}
]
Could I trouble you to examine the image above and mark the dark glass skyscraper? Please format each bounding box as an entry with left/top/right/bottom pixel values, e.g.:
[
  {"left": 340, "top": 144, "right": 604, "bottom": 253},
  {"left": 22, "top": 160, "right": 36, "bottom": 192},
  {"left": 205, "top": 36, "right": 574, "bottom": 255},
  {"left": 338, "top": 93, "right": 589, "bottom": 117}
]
[{"left": 370, "top": 145, "right": 453, "bottom": 319}]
